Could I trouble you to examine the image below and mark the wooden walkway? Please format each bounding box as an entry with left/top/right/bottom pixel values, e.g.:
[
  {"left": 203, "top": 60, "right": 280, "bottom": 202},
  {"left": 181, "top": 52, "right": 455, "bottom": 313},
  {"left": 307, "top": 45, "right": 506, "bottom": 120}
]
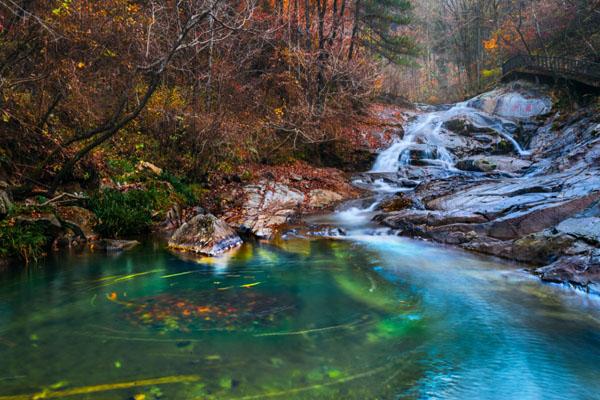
[{"left": 502, "top": 55, "right": 600, "bottom": 88}]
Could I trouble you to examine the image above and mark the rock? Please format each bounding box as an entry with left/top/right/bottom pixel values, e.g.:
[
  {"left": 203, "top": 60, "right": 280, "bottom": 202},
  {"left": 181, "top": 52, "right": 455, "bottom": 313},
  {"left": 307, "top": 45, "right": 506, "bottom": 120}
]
[
  {"left": 56, "top": 206, "right": 98, "bottom": 241},
  {"left": 168, "top": 214, "right": 242, "bottom": 256},
  {"left": 443, "top": 117, "right": 495, "bottom": 136},
  {"left": 136, "top": 161, "right": 163, "bottom": 176},
  {"left": 536, "top": 252, "right": 600, "bottom": 288},
  {"left": 162, "top": 204, "right": 184, "bottom": 231},
  {"left": 467, "top": 85, "right": 553, "bottom": 120},
  {"left": 235, "top": 181, "right": 305, "bottom": 238},
  {"left": 483, "top": 191, "right": 600, "bottom": 240},
  {"left": 511, "top": 231, "right": 577, "bottom": 264},
  {"left": 308, "top": 189, "right": 343, "bottom": 209},
  {"left": 555, "top": 217, "right": 600, "bottom": 244},
  {"left": 0, "top": 189, "right": 12, "bottom": 216},
  {"left": 378, "top": 194, "right": 414, "bottom": 212},
  {"left": 455, "top": 158, "right": 497, "bottom": 172},
  {"left": 399, "top": 144, "right": 444, "bottom": 166},
  {"left": 92, "top": 239, "right": 140, "bottom": 252},
  {"left": 307, "top": 226, "right": 347, "bottom": 237},
  {"left": 378, "top": 209, "right": 488, "bottom": 228}
]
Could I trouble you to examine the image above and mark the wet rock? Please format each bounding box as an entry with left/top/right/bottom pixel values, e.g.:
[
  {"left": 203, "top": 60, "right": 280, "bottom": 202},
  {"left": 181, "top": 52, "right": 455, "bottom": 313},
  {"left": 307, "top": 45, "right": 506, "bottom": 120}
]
[
  {"left": 378, "top": 194, "right": 414, "bottom": 212},
  {"left": 455, "top": 158, "right": 497, "bottom": 173},
  {"left": 307, "top": 226, "right": 347, "bottom": 237},
  {"left": 511, "top": 231, "right": 577, "bottom": 264},
  {"left": 169, "top": 214, "right": 242, "bottom": 256},
  {"left": 376, "top": 209, "right": 488, "bottom": 242},
  {"left": 308, "top": 189, "right": 343, "bottom": 209},
  {"left": 457, "top": 156, "right": 532, "bottom": 174},
  {"left": 93, "top": 239, "right": 140, "bottom": 252},
  {"left": 536, "top": 252, "right": 600, "bottom": 289},
  {"left": 399, "top": 144, "right": 445, "bottom": 166},
  {"left": 443, "top": 117, "right": 495, "bottom": 136}
]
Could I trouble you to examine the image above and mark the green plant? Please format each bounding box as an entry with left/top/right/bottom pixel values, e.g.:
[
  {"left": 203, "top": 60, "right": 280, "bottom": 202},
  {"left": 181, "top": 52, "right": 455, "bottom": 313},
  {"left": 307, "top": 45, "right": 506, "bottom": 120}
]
[
  {"left": 0, "top": 220, "right": 47, "bottom": 264},
  {"left": 159, "top": 171, "right": 203, "bottom": 205},
  {"left": 89, "top": 189, "right": 160, "bottom": 238}
]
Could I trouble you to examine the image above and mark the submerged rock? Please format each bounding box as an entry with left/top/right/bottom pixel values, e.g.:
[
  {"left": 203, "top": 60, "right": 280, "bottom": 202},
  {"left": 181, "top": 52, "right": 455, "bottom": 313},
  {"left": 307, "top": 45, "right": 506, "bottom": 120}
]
[
  {"left": 169, "top": 214, "right": 242, "bottom": 256},
  {"left": 93, "top": 239, "right": 140, "bottom": 252}
]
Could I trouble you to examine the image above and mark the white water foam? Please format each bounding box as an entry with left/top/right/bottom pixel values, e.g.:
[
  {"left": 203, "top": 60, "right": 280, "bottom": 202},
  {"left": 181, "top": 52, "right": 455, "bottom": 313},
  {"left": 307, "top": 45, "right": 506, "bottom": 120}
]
[{"left": 371, "top": 102, "right": 530, "bottom": 173}]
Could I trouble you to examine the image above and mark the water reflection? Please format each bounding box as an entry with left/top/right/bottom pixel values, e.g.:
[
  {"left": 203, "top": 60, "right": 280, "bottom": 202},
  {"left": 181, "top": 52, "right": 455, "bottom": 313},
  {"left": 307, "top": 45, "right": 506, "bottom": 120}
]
[{"left": 0, "top": 238, "right": 598, "bottom": 399}]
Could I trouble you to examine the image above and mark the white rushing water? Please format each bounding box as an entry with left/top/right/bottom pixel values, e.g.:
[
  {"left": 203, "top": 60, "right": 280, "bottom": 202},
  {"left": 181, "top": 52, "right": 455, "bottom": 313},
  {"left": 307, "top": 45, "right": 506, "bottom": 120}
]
[
  {"left": 333, "top": 90, "right": 539, "bottom": 231},
  {"left": 371, "top": 102, "right": 531, "bottom": 173}
]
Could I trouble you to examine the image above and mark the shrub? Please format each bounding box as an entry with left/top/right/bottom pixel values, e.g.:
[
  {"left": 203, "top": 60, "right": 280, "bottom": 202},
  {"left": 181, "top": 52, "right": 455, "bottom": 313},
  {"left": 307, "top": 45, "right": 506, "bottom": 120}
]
[
  {"left": 0, "top": 220, "right": 47, "bottom": 264},
  {"left": 89, "top": 189, "right": 160, "bottom": 238},
  {"left": 158, "top": 171, "right": 201, "bottom": 206}
]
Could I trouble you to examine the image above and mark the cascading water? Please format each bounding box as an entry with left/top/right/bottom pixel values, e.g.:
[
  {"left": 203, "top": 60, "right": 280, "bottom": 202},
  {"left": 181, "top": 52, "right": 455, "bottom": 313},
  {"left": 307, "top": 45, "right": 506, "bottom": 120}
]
[
  {"left": 371, "top": 102, "right": 530, "bottom": 174},
  {"left": 333, "top": 89, "right": 536, "bottom": 232}
]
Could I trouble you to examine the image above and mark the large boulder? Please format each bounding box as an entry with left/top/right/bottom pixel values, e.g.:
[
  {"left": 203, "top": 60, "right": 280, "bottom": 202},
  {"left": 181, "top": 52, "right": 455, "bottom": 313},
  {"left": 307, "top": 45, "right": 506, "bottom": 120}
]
[
  {"left": 235, "top": 181, "right": 305, "bottom": 238},
  {"left": 169, "top": 214, "right": 242, "bottom": 256},
  {"left": 467, "top": 85, "right": 553, "bottom": 120}
]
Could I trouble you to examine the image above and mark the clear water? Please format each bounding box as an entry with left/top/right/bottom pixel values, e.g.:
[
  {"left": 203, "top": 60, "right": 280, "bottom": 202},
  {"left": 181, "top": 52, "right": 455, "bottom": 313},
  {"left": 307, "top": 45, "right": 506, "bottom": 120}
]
[{"left": 1, "top": 238, "right": 599, "bottom": 399}]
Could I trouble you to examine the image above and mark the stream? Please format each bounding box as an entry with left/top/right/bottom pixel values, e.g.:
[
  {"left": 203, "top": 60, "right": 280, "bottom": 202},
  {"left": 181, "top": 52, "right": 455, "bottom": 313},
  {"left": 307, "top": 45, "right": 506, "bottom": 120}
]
[{"left": 1, "top": 93, "right": 600, "bottom": 399}]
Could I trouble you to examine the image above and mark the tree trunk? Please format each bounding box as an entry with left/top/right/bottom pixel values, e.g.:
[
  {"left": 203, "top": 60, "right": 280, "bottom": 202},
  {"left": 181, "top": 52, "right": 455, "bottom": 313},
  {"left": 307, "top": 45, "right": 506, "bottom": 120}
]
[{"left": 348, "top": 0, "right": 361, "bottom": 60}]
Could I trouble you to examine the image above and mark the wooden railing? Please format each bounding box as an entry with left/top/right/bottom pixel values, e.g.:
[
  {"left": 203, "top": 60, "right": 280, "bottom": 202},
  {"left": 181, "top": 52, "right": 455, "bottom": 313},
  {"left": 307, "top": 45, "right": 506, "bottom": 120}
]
[{"left": 502, "top": 55, "right": 600, "bottom": 87}]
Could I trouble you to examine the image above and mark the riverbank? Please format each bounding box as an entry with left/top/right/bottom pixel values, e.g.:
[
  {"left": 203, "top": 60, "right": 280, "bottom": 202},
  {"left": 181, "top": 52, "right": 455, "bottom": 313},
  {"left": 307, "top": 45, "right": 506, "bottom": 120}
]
[
  {"left": 0, "top": 101, "right": 410, "bottom": 268},
  {"left": 361, "top": 81, "right": 600, "bottom": 293}
]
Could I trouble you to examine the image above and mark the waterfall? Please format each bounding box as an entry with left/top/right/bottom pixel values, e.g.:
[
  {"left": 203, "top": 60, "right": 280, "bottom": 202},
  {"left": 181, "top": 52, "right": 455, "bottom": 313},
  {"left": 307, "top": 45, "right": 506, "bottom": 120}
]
[{"left": 371, "top": 102, "right": 530, "bottom": 174}]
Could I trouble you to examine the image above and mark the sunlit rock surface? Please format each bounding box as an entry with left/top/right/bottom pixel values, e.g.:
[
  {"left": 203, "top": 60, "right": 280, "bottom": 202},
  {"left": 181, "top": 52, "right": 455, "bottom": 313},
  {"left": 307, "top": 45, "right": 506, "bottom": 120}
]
[{"left": 169, "top": 213, "right": 242, "bottom": 256}]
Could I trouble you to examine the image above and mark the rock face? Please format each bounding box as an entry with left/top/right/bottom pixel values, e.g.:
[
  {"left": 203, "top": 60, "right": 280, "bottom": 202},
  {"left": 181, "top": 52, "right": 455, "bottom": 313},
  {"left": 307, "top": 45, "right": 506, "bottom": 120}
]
[
  {"left": 234, "top": 181, "right": 305, "bottom": 238},
  {"left": 368, "top": 81, "right": 600, "bottom": 291},
  {"left": 169, "top": 214, "right": 242, "bottom": 256}
]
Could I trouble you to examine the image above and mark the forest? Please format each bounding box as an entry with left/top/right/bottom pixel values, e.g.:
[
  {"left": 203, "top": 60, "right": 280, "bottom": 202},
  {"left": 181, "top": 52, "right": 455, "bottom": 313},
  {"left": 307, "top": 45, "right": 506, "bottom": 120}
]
[{"left": 0, "top": 1, "right": 599, "bottom": 399}]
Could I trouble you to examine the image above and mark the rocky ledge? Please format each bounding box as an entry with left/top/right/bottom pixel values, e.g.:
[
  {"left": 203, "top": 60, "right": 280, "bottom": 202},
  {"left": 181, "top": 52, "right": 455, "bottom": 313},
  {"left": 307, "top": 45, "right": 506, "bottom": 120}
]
[{"left": 368, "top": 82, "right": 600, "bottom": 293}]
